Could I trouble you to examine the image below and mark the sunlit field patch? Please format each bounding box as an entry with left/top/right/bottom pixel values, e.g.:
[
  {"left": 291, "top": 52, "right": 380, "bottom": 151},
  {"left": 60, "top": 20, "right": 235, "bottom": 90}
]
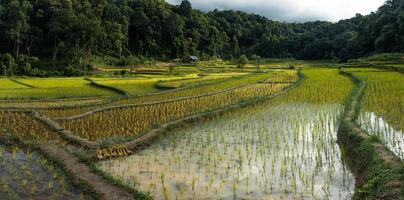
[
  {"left": 15, "top": 78, "right": 92, "bottom": 88},
  {"left": 91, "top": 74, "right": 199, "bottom": 96},
  {"left": 0, "top": 79, "right": 29, "bottom": 89},
  {"left": 0, "top": 78, "right": 116, "bottom": 99}
]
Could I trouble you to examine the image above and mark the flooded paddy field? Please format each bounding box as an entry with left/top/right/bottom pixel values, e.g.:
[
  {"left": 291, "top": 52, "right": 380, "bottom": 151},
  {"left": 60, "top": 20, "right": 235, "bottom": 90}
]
[
  {"left": 0, "top": 145, "right": 89, "bottom": 199},
  {"left": 354, "top": 71, "right": 404, "bottom": 159}
]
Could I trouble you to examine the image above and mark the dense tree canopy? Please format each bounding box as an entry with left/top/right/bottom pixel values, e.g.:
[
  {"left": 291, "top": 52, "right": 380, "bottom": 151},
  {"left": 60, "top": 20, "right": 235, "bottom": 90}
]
[{"left": 0, "top": 0, "right": 403, "bottom": 75}]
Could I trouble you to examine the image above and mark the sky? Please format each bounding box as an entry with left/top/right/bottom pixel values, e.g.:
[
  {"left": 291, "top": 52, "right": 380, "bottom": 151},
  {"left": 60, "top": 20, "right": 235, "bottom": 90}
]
[{"left": 165, "top": 0, "right": 386, "bottom": 22}]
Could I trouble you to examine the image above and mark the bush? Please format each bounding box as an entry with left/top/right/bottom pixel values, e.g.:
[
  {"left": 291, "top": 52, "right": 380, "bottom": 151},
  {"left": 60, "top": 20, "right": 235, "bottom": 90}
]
[
  {"left": 0, "top": 53, "right": 15, "bottom": 75},
  {"left": 238, "top": 55, "right": 248, "bottom": 71}
]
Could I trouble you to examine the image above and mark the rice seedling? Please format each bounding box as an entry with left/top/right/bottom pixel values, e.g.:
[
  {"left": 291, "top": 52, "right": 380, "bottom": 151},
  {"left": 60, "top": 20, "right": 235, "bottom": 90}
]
[
  {"left": 0, "top": 111, "right": 66, "bottom": 143},
  {"left": 0, "top": 97, "right": 106, "bottom": 109},
  {"left": 96, "top": 145, "right": 132, "bottom": 160},
  {"left": 353, "top": 70, "right": 404, "bottom": 159},
  {"left": 97, "top": 69, "right": 355, "bottom": 199}
]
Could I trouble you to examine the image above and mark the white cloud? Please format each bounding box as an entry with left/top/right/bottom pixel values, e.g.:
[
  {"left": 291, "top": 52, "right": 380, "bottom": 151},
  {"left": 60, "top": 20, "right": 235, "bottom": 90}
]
[{"left": 165, "top": 0, "right": 386, "bottom": 22}]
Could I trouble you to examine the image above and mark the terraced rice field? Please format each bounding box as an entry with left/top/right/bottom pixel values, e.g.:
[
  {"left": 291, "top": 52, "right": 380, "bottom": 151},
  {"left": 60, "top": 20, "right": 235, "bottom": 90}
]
[
  {"left": 97, "top": 69, "right": 356, "bottom": 199},
  {"left": 0, "top": 65, "right": 402, "bottom": 199},
  {"left": 91, "top": 74, "right": 199, "bottom": 96},
  {"left": 156, "top": 73, "right": 247, "bottom": 89},
  {"left": 61, "top": 80, "right": 291, "bottom": 141},
  {"left": 0, "top": 98, "right": 107, "bottom": 109},
  {"left": 40, "top": 72, "right": 285, "bottom": 119}
]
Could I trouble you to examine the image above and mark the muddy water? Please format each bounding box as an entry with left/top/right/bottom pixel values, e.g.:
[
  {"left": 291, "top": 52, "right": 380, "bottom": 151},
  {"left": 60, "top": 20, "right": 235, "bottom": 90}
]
[
  {"left": 0, "top": 146, "right": 89, "bottom": 199},
  {"left": 98, "top": 69, "right": 356, "bottom": 199}
]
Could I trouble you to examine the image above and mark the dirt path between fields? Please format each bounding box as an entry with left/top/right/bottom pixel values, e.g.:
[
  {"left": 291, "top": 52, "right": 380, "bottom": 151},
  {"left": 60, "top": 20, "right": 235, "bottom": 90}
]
[{"left": 39, "top": 145, "right": 133, "bottom": 200}]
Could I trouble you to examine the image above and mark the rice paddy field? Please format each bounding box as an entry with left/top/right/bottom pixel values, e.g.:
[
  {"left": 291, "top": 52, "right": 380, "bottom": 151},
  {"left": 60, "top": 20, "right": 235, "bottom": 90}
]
[
  {"left": 0, "top": 78, "right": 116, "bottom": 99},
  {"left": 0, "top": 145, "right": 88, "bottom": 199},
  {"left": 90, "top": 74, "right": 200, "bottom": 96},
  {"left": 0, "top": 79, "right": 29, "bottom": 89},
  {"left": 97, "top": 69, "right": 356, "bottom": 199},
  {"left": 156, "top": 73, "right": 248, "bottom": 89},
  {"left": 39, "top": 72, "right": 284, "bottom": 119},
  {"left": 0, "top": 60, "right": 403, "bottom": 199},
  {"left": 353, "top": 70, "right": 404, "bottom": 159},
  {"left": 60, "top": 79, "right": 291, "bottom": 141}
]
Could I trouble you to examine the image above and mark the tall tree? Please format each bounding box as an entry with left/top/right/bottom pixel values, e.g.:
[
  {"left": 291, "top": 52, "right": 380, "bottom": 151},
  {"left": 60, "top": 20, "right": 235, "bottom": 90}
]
[
  {"left": 1, "top": 0, "right": 32, "bottom": 57},
  {"left": 178, "top": 0, "right": 192, "bottom": 17}
]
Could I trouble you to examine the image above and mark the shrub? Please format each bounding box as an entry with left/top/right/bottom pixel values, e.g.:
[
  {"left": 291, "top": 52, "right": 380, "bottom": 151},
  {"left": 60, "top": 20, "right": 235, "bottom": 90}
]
[{"left": 0, "top": 53, "right": 15, "bottom": 76}]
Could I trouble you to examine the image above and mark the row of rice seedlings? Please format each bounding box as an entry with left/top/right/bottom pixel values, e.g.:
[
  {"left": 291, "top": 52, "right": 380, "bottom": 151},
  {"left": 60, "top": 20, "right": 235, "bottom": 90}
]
[
  {"left": 285, "top": 69, "right": 353, "bottom": 104},
  {"left": 96, "top": 68, "right": 355, "bottom": 199},
  {"left": 0, "top": 145, "right": 89, "bottom": 199},
  {"left": 0, "top": 87, "right": 116, "bottom": 100},
  {"left": 61, "top": 83, "right": 291, "bottom": 140},
  {"left": 42, "top": 71, "right": 287, "bottom": 119},
  {"left": 0, "top": 97, "right": 106, "bottom": 109},
  {"left": 353, "top": 71, "right": 404, "bottom": 159},
  {"left": 259, "top": 70, "right": 298, "bottom": 83},
  {"left": 157, "top": 73, "right": 241, "bottom": 89},
  {"left": 0, "top": 111, "right": 63, "bottom": 143}
]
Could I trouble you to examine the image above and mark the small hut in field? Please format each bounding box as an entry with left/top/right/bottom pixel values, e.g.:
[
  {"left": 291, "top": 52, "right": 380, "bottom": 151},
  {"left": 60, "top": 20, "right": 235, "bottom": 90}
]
[{"left": 187, "top": 56, "right": 199, "bottom": 64}]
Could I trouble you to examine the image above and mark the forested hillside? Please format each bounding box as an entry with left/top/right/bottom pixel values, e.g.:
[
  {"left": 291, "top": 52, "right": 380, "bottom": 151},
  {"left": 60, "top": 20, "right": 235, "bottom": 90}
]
[{"left": 0, "top": 0, "right": 403, "bottom": 76}]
